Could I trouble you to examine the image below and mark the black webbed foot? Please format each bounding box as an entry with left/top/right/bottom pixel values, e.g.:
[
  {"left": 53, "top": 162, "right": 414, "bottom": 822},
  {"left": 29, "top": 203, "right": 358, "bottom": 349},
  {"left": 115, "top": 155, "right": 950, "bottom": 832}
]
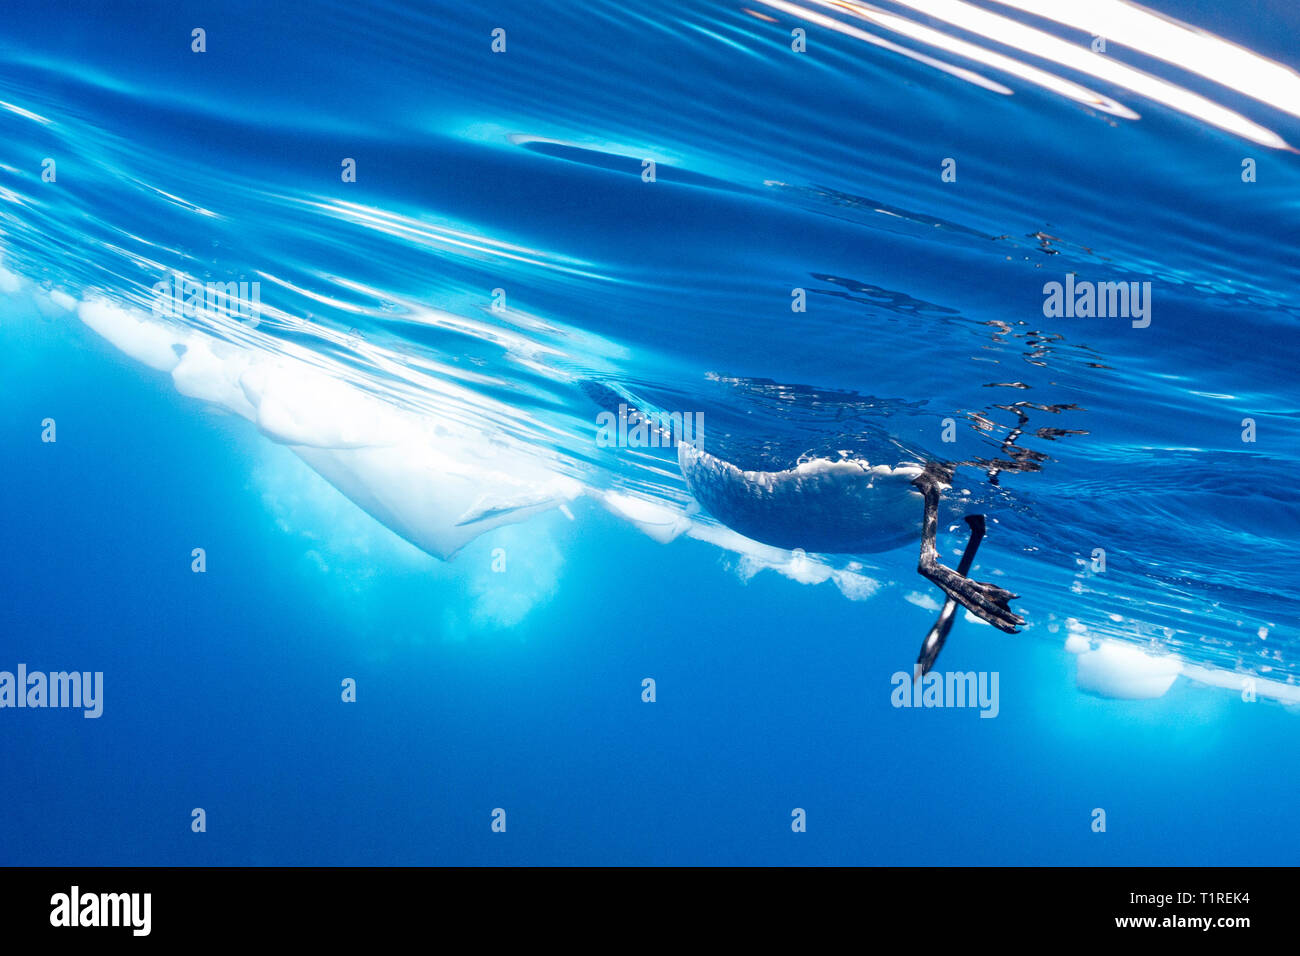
[{"left": 912, "top": 470, "right": 1023, "bottom": 674}]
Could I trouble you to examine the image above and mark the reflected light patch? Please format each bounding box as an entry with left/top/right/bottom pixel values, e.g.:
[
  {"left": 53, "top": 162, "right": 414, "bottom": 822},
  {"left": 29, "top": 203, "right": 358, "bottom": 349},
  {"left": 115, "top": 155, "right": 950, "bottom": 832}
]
[
  {"left": 0, "top": 99, "right": 51, "bottom": 125},
  {"left": 840, "top": 0, "right": 1289, "bottom": 147},
  {"left": 988, "top": 0, "right": 1300, "bottom": 120},
  {"left": 753, "top": 0, "right": 1015, "bottom": 95}
]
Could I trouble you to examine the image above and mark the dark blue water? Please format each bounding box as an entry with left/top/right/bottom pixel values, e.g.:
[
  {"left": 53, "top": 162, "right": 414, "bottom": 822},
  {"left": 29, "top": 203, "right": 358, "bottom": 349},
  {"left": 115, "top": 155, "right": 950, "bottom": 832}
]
[{"left": 2, "top": 0, "right": 1298, "bottom": 865}]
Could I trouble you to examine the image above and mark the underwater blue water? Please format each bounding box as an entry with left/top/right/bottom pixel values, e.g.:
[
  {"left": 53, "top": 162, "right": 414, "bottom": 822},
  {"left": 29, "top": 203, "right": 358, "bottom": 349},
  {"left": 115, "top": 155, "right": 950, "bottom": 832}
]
[{"left": 1, "top": 0, "right": 1298, "bottom": 865}]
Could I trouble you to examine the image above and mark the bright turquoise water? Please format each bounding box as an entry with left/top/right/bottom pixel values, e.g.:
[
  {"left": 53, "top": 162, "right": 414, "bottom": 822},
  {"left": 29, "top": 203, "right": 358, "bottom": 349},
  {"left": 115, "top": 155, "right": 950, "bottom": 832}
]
[{"left": 1, "top": 0, "right": 1298, "bottom": 864}]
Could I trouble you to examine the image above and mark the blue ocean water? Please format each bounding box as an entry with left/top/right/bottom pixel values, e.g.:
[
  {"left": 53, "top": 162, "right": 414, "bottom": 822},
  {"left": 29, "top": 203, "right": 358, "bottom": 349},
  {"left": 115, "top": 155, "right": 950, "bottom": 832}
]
[{"left": 1, "top": 0, "right": 1298, "bottom": 865}]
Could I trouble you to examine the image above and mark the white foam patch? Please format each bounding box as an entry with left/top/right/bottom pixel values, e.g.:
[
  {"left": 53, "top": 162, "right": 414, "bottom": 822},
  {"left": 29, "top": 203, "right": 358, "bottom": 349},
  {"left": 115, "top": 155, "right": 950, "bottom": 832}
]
[
  {"left": 241, "top": 361, "right": 407, "bottom": 449},
  {"left": 462, "top": 521, "right": 566, "bottom": 630},
  {"left": 597, "top": 488, "right": 878, "bottom": 596},
  {"left": 0, "top": 264, "right": 21, "bottom": 294},
  {"left": 253, "top": 444, "right": 567, "bottom": 634},
  {"left": 905, "top": 591, "right": 942, "bottom": 612},
  {"left": 295, "top": 443, "right": 579, "bottom": 560},
  {"left": 78, "top": 299, "right": 183, "bottom": 372},
  {"left": 1055, "top": 614, "right": 1300, "bottom": 706},
  {"left": 76, "top": 297, "right": 582, "bottom": 560},
  {"left": 48, "top": 290, "right": 77, "bottom": 311},
  {"left": 172, "top": 335, "right": 259, "bottom": 418},
  {"left": 831, "top": 566, "right": 881, "bottom": 601},
  {"left": 599, "top": 491, "right": 692, "bottom": 544},
  {"left": 1178, "top": 661, "right": 1300, "bottom": 705},
  {"left": 738, "top": 549, "right": 832, "bottom": 586},
  {"left": 685, "top": 519, "right": 880, "bottom": 596},
  {"left": 1074, "top": 639, "right": 1182, "bottom": 699}
]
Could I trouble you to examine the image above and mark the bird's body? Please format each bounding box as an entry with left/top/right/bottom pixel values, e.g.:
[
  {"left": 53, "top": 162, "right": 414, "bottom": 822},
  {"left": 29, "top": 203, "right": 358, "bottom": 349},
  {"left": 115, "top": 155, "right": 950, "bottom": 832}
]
[
  {"left": 581, "top": 377, "right": 1023, "bottom": 670},
  {"left": 677, "top": 441, "right": 924, "bottom": 554}
]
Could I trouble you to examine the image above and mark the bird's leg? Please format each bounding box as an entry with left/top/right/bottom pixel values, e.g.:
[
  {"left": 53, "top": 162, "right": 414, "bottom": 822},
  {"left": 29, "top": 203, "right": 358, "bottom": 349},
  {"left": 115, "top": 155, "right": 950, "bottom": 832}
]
[
  {"left": 912, "top": 470, "right": 1023, "bottom": 663},
  {"left": 915, "top": 514, "right": 985, "bottom": 676}
]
